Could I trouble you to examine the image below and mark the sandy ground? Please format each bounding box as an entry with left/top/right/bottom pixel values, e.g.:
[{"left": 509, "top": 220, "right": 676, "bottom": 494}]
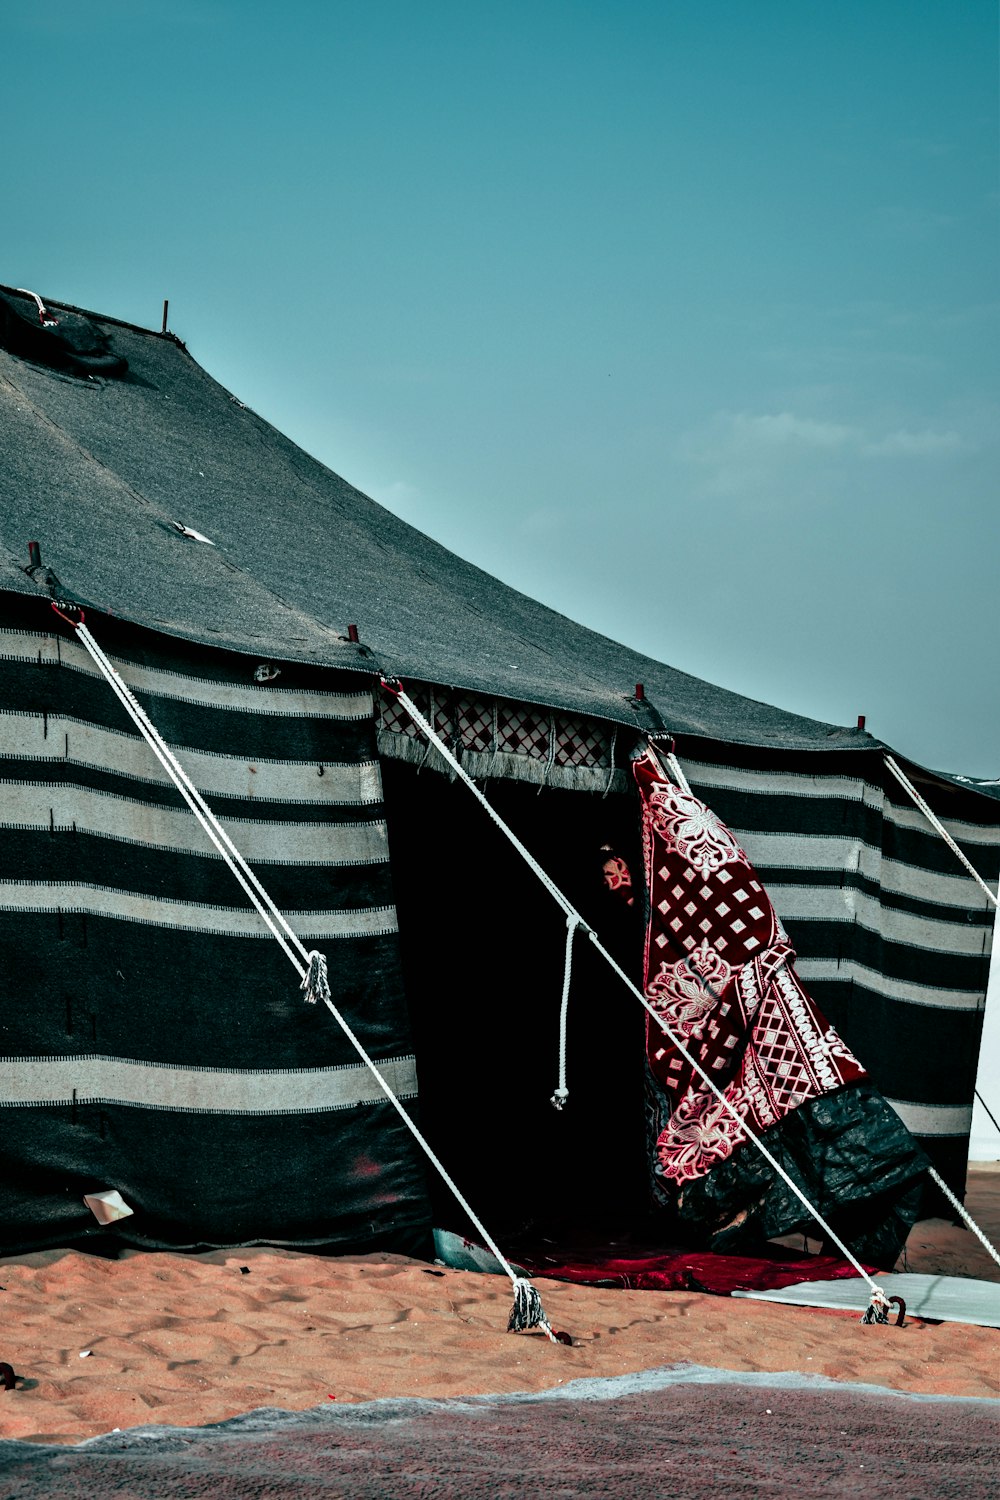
[{"left": 0, "top": 1168, "right": 997, "bottom": 1455}]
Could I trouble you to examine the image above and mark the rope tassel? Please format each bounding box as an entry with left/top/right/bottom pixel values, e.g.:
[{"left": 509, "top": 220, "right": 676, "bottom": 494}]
[
  {"left": 508, "top": 1277, "right": 559, "bottom": 1342},
  {"left": 301, "top": 950, "right": 331, "bottom": 1006}
]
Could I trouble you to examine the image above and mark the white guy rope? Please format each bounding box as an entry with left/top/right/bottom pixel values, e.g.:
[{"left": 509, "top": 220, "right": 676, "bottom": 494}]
[
  {"left": 65, "top": 617, "right": 557, "bottom": 1339},
  {"left": 74, "top": 621, "right": 310, "bottom": 976},
  {"left": 885, "top": 755, "right": 998, "bottom": 910},
  {"left": 551, "top": 915, "right": 581, "bottom": 1110},
  {"left": 976, "top": 1088, "right": 1000, "bottom": 1140},
  {"left": 927, "top": 1166, "right": 1000, "bottom": 1269},
  {"left": 387, "top": 680, "right": 885, "bottom": 1299}
]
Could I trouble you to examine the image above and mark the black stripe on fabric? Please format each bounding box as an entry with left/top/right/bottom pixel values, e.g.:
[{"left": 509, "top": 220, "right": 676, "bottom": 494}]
[
  {"left": 107, "top": 628, "right": 369, "bottom": 700},
  {"left": 0, "top": 1097, "right": 431, "bottom": 1253},
  {"left": 131, "top": 691, "right": 373, "bottom": 758},
  {"left": 804, "top": 978, "right": 983, "bottom": 1108},
  {"left": 0, "top": 829, "right": 396, "bottom": 909},
  {"left": 2, "top": 662, "right": 377, "bottom": 763},
  {"left": 783, "top": 917, "right": 991, "bottom": 994},
  {"left": 760, "top": 865, "right": 994, "bottom": 933},
  {"left": 697, "top": 785, "right": 1000, "bottom": 882},
  {"left": 677, "top": 740, "right": 885, "bottom": 781},
  {"left": 679, "top": 736, "right": 1000, "bottom": 830},
  {"left": 0, "top": 760, "right": 382, "bottom": 823},
  {"left": 1, "top": 914, "right": 409, "bottom": 1070},
  {"left": 0, "top": 601, "right": 372, "bottom": 698}
]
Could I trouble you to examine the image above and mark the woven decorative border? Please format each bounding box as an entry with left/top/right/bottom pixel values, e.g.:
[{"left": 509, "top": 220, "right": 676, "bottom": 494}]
[{"left": 377, "top": 684, "right": 630, "bottom": 794}]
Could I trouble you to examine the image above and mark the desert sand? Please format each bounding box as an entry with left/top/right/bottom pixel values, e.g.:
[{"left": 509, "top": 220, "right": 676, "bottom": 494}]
[{"left": 1, "top": 1167, "right": 997, "bottom": 1449}]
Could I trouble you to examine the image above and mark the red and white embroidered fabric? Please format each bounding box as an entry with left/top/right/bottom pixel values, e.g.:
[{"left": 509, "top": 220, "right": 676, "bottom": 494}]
[{"left": 634, "top": 747, "right": 867, "bottom": 1186}]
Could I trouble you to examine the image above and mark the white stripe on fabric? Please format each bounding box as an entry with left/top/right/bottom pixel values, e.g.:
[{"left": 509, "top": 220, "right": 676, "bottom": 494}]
[
  {"left": 684, "top": 758, "right": 1000, "bottom": 847},
  {"left": 773, "top": 884, "right": 991, "bottom": 956},
  {"left": 0, "top": 783, "right": 390, "bottom": 865},
  {"left": 0, "top": 713, "right": 384, "bottom": 805},
  {"left": 0, "top": 882, "right": 398, "bottom": 938},
  {"left": 0, "top": 1053, "right": 418, "bottom": 1114},
  {"left": 794, "top": 958, "right": 985, "bottom": 1012},
  {"left": 0, "top": 630, "right": 373, "bottom": 720},
  {"left": 885, "top": 1099, "right": 974, "bottom": 1137},
  {"left": 737, "top": 832, "right": 996, "bottom": 911}
]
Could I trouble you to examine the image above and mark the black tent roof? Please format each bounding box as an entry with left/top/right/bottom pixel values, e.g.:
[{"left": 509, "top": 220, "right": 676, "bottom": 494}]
[{"left": 0, "top": 284, "right": 913, "bottom": 753}]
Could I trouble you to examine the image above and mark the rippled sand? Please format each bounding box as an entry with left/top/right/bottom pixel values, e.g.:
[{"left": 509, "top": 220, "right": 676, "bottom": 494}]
[{"left": 1, "top": 1167, "right": 997, "bottom": 1445}]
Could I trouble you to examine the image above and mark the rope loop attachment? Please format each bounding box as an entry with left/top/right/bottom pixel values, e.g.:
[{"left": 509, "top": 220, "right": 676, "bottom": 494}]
[
  {"left": 551, "top": 913, "right": 585, "bottom": 1110},
  {"left": 50, "top": 598, "right": 85, "bottom": 628},
  {"left": 860, "top": 1285, "right": 891, "bottom": 1324}
]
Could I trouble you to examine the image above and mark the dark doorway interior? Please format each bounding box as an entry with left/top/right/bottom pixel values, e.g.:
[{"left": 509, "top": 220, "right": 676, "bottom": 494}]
[{"left": 380, "top": 759, "right": 649, "bottom": 1241}]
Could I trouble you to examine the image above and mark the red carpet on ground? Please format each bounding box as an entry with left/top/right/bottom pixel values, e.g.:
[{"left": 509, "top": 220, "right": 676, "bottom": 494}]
[{"left": 519, "top": 1244, "right": 877, "bottom": 1295}]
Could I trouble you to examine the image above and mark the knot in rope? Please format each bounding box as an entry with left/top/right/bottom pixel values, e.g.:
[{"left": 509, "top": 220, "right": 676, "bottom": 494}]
[{"left": 860, "top": 1285, "right": 890, "bottom": 1324}]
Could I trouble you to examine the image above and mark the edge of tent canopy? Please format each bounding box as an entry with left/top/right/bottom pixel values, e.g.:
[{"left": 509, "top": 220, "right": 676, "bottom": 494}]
[{"left": 0, "top": 283, "right": 884, "bottom": 753}]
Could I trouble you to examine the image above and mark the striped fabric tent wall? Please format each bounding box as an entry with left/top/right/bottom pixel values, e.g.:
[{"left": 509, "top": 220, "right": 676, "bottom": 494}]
[
  {"left": 678, "top": 743, "right": 997, "bottom": 1195},
  {"left": 0, "top": 599, "right": 430, "bottom": 1253}
]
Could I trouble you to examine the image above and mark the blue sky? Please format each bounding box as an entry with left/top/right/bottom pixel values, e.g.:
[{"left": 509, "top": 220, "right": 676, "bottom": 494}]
[{"left": 5, "top": 0, "right": 998, "bottom": 778}]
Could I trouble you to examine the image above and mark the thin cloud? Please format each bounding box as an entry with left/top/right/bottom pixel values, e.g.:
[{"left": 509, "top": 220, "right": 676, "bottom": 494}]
[
  {"left": 727, "top": 412, "right": 857, "bottom": 450},
  {"left": 674, "top": 411, "right": 853, "bottom": 502},
  {"left": 675, "top": 408, "right": 972, "bottom": 502},
  {"left": 676, "top": 411, "right": 858, "bottom": 470},
  {"left": 862, "top": 428, "right": 964, "bottom": 457}
]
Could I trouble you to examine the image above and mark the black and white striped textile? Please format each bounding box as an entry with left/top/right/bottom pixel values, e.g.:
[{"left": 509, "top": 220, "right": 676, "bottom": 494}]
[
  {"left": 0, "top": 606, "right": 429, "bottom": 1253},
  {"left": 675, "top": 739, "right": 999, "bottom": 1196}
]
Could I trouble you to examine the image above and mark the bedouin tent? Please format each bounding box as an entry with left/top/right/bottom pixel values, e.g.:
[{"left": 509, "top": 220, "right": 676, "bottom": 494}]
[{"left": 1, "top": 285, "right": 998, "bottom": 1269}]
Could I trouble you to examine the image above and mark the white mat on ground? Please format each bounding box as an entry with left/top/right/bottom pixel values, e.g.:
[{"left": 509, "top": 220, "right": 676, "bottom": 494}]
[
  {"left": 733, "top": 1273, "right": 1000, "bottom": 1328},
  {"left": 432, "top": 1227, "right": 528, "bottom": 1276}
]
